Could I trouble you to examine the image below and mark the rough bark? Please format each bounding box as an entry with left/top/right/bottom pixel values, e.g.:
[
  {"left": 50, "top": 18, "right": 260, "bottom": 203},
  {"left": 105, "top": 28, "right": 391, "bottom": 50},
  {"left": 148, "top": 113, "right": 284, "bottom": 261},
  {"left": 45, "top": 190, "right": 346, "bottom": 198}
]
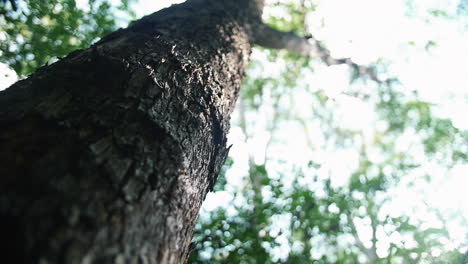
[{"left": 0, "top": 1, "right": 257, "bottom": 263}]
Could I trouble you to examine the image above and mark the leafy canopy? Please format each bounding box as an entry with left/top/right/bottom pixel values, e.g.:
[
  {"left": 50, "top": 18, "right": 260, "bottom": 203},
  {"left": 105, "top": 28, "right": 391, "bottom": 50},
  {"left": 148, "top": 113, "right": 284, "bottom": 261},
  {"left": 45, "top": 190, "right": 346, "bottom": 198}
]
[{"left": 0, "top": 0, "right": 136, "bottom": 76}]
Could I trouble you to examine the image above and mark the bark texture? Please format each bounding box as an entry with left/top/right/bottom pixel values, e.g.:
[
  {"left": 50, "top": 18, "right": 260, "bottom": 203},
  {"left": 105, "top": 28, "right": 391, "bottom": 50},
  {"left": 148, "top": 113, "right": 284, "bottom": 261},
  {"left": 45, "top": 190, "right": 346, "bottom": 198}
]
[{"left": 0, "top": 0, "right": 257, "bottom": 263}]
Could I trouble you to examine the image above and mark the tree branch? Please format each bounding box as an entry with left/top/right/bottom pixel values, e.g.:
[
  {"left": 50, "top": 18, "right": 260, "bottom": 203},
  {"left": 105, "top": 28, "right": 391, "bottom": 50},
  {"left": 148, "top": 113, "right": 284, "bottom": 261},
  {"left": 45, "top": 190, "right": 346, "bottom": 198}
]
[
  {"left": 253, "top": 24, "right": 383, "bottom": 84},
  {"left": 346, "top": 212, "right": 379, "bottom": 263}
]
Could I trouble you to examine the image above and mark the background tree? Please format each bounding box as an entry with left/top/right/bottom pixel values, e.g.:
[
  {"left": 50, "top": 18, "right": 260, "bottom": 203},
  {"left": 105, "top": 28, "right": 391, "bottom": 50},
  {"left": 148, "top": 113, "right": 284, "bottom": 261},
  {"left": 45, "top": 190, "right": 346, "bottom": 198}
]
[{"left": 189, "top": 0, "right": 468, "bottom": 263}]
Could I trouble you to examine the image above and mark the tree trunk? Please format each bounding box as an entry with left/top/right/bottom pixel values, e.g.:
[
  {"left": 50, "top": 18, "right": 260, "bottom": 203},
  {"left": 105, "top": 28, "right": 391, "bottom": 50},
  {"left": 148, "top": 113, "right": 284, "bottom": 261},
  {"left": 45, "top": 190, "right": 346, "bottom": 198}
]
[{"left": 0, "top": 1, "right": 258, "bottom": 263}]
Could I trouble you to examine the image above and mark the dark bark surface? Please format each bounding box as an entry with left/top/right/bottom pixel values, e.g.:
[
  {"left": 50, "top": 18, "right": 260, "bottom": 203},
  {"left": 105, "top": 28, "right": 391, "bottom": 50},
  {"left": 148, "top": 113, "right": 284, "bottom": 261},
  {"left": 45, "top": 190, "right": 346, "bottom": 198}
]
[{"left": 0, "top": 1, "right": 257, "bottom": 263}]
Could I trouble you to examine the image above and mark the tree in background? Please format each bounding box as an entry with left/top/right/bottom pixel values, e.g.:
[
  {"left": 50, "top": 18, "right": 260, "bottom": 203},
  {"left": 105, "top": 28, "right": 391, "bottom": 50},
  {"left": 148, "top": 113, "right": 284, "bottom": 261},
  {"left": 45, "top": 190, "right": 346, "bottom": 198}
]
[
  {"left": 190, "top": 0, "right": 468, "bottom": 263},
  {"left": 191, "top": 56, "right": 468, "bottom": 262}
]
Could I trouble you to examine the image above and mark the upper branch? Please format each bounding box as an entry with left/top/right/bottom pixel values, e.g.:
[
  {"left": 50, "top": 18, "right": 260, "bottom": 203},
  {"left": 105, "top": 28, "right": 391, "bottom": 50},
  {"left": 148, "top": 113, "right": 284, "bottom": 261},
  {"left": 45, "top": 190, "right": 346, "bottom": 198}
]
[{"left": 253, "top": 24, "right": 384, "bottom": 84}]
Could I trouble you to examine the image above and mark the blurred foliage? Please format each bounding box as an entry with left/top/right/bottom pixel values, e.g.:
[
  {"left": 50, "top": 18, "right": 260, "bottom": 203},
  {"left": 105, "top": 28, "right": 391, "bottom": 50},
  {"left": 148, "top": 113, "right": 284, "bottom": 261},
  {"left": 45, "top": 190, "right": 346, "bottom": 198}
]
[
  {"left": 0, "top": 0, "right": 136, "bottom": 76},
  {"left": 377, "top": 86, "right": 468, "bottom": 164},
  {"left": 191, "top": 0, "right": 467, "bottom": 263},
  {"left": 190, "top": 69, "right": 468, "bottom": 263}
]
